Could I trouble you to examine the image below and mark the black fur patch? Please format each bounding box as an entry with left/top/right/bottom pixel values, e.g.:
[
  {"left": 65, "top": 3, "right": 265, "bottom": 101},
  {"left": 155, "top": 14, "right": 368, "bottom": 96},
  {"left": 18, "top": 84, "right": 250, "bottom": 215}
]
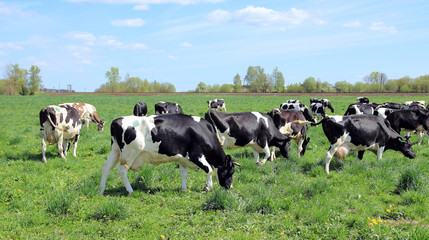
[
  {"left": 111, "top": 118, "right": 124, "bottom": 149},
  {"left": 124, "top": 126, "right": 137, "bottom": 145}
]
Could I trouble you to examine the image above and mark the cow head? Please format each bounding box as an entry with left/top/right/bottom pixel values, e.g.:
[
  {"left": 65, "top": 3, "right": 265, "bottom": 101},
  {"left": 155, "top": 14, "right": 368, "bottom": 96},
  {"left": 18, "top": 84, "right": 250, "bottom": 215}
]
[
  {"left": 216, "top": 155, "right": 238, "bottom": 189},
  {"left": 323, "top": 99, "right": 335, "bottom": 113},
  {"left": 97, "top": 121, "right": 105, "bottom": 131},
  {"left": 389, "top": 136, "right": 416, "bottom": 159}
]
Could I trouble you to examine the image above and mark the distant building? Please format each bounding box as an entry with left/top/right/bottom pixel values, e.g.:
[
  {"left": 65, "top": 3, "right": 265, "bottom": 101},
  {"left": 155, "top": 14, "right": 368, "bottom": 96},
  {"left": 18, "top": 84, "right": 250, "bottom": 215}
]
[{"left": 40, "top": 88, "right": 75, "bottom": 93}]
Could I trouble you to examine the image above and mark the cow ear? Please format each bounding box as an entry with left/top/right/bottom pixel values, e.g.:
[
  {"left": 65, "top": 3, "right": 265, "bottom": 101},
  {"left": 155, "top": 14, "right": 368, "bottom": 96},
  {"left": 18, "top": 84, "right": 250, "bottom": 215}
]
[{"left": 232, "top": 160, "right": 241, "bottom": 167}]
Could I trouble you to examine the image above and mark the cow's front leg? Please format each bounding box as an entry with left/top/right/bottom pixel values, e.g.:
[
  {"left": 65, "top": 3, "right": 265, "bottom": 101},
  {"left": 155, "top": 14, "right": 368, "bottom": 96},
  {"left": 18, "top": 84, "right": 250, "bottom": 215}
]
[
  {"left": 99, "top": 147, "right": 120, "bottom": 195},
  {"left": 117, "top": 164, "right": 133, "bottom": 195},
  {"left": 253, "top": 150, "right": 260, "bottom": 164},
  {"left": 179, "top": 164, "right": 188, "bottom": 191},
  {"left": 376, "top": 146, "right": 385, "bottom": 161},
  {"left": 417, "top": 130, "right": 424, "bottom": 145},
  {"left": 258, "top": 144, "right": 271, "bottom": 165},
  {"left": 56, "top": 133, "right": 66, "bottom": 161}
]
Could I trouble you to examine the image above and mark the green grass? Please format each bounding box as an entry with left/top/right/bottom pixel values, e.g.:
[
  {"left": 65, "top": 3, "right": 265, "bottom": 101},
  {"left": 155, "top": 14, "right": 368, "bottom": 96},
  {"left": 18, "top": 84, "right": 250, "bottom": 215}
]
[{"left": 0, "top": 93, "right": 428, "bottom": 239}]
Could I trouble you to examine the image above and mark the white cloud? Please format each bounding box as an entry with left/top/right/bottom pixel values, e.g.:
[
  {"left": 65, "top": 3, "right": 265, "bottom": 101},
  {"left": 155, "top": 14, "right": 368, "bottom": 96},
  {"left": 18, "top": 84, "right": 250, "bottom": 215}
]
[
  {"left": 63, "top": 32, "right": 97, "bottom": 45},
  {"left": 343, "top": 21, "right": 362, "bottom": 28},
  {"left": 79, "top": 60, "right": 92, "bottom": 65},
  {"left": 168, "top": 55, "right": 179, "bottom": 60},
  {"left": 180, "top": 42, "right": 192, "bottom": 48},
  {"left": 0, "top": 2, "right": 36, "bottom": 18},
  {"left": 65, "top": 0, "right": 225, "bottom": 5},
  {"left": 64, "top": 32, "right": 147, "bottom": 50},
  {"left": 0, "top": 42, "right": 23, "bottom": 50},
  {"left": 369, "top": 22, "right": 397, "bottom": 33},
  {"left": 134, "top": 4, "right": 149, "bottom": 10},
  {"left": 208, "top": 6, "right": 310, "bottom": 26},
  {"left": 111, "top": 18, "right": 146, "bottom": 27}
]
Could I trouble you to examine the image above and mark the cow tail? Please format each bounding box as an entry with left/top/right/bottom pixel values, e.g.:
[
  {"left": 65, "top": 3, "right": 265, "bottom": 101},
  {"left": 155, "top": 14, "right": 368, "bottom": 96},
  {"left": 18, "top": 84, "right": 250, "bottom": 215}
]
[
  {"left": 46, "top": 110, "right": 57, "bottom": 129},
  {"left": 292, "top": 120, "right": 310, "bottom": 125}
]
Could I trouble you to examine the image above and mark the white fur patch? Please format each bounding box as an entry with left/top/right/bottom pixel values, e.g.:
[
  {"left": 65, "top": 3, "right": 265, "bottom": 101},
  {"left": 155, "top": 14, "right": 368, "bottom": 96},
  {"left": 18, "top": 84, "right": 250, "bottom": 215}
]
[
  {"left": 192, "top": 116, "right": 201, "bottom": 122},
  {"left": 251, "top": 112, "right": 269, "bottom": 128}
]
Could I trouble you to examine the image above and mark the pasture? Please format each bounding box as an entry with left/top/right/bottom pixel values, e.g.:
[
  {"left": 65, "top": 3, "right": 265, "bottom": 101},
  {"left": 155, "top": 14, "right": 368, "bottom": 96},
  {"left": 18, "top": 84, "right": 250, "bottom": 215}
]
[{"left": 0, "top": 93, "right": 428, "bottom": 239}]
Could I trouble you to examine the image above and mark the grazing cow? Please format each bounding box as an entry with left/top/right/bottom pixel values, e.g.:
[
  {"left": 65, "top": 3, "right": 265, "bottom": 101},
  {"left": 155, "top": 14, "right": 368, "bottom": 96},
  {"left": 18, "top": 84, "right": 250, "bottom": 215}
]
[
  {"left": 61, "top": 103, "right": 104, "bottom": 131},
  {"left": 99, "top": 114, "right": 238, "bottom": 195},
  {"left": 279, "top": 100, "right": 315, "bottom": 123},
  {"left": 309, "top": 98, "right": 334, "bottom": 120},
  {"left": 357, "top": 97, "right": 369, "bottom": 103},
  {"left": 267, "top": 109, "right": 310, "bottom": 159},
  {"left": 133, "top": 102, "right": 148, "bottom": 116},
  {"left": 386, "top": 109, "right": 429, "bottom": 145},
  {"left": 205, "top": 110, "right": 291, "bottom": 165},
  {"left": 154, "top": 101, "right": 184, "bottom": 114},
  {"left": 313, "top": 115, "right": 415, "bottom": 174},
  {"left": 374, "top": 107, "right": 401, "bottom": 119},
  {"left": 207, "top": 99, "right": 227, "bottom": 112},
  {"left": 39, "top": 104, "right": 82, "bottom": 163},
  {"left": 344, "top": 102, "right": 379, "bottom": 115},
  {"left": 404, "top": 101, "right": 426, "bottom": 108},
  {"left": 377, "top": 102, "right": 405, "bottom": 110}
]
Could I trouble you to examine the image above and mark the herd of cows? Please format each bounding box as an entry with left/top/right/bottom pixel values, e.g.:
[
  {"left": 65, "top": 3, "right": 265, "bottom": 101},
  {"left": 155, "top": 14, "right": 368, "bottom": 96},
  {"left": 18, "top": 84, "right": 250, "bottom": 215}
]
[{"left": 38, "top": 97, "right": 429, "bottom": 194}]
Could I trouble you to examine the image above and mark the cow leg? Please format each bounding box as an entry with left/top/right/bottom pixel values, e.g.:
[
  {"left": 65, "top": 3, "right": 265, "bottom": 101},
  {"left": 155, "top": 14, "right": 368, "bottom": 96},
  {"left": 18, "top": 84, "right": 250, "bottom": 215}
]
[
  {"left": 62, "top": 140, "right": 69, "bottom": 157},
  {"left": 72, "top": 134, "right": 79, "bottom": 157},
  {"left": 356, "top": 151, "right": 365, "bottom": 163},
  {"left": 376, "top": 146, "right": 385, "bottom": 161},
  {"left": 417, "top": 130, "right": 424, "bottom": 145},
  {"left": 117, "top": 164, "right": 133, "bottom": 195},
  {"left": 257, "top": 144, "right": 271, "bottom": 165},
  {"left": 325, "top": 145, "right": 339, "bottom": 174},
  {"left": 269, "top": 146, "right": 276, "bottom": 162},
  {"left": 86, "top": 120, "right": 90, "bottom": 129},
  {"left": 99, "top": 146, "right": 120, "bottom": 195},
  {"left": 297, "top": 138, "right": 304, "bottom": 158},
  {"left": 179, "top": 164, "right": 188, "bottom": 191},
  {"left": 40, "top": 128, "right": 47, "bottom": 163},
  {"left": 55, "top": 132, "right": 67, "bottom": 161},
  {"left": 253, "top": 150, "right": 260, "bottom": 164}
]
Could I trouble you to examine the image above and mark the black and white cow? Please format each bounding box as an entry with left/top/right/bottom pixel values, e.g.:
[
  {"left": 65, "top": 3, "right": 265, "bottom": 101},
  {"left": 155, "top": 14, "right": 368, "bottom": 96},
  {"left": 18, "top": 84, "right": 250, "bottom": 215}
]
[
  {"left": 208, "top": 99, "right": 227, "bottom": 112},
  {"left": 357, "top": 97, "right": 369, "bottom": 103},
  {"left": 133, "top": 101, "right": 148, "bottom": 116},
  {"left": 344, "top": 102, "right": 379, "bottom": 115},
  {"left": 309, "top": 98, "right": 334, "bottom": 120},
  {"left": 154, "top": 101, "right": 184, "bottom": 114},
  {"left": 99, "top": 114, "right": 238, "bottom": 195},
  {"left": 205, "top": 110, "right": 290, "bottom": 165},
  {"left": 267, "top": 109, "right": 310, "bottom": 159},
  {"left": 39, "top": 104, "right": 82, "bottom": 163},
  {"left": 313, "top": 115, "right": 415, "bottom": 174},
  {"left": 279, "top": 100, "right": 315, "bottom": 123},
  {"left": 404, "top": 101, "right": 426, "bottom": 108},
  {"left": 386, "top": 109, "right": 429, "bottom": 145}
]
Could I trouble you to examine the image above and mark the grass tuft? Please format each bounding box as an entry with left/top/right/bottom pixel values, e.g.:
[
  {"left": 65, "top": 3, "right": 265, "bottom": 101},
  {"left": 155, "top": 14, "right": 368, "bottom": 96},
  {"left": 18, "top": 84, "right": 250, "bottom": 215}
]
[
  {"left": 92, "top": 198, "right": 129, "bottom": 221},
  {"left": 395, "top": 168, "right": 423, "bottom": 193},
  {"left": 202, "top": 189, "right": 237, "bottom": 211}
]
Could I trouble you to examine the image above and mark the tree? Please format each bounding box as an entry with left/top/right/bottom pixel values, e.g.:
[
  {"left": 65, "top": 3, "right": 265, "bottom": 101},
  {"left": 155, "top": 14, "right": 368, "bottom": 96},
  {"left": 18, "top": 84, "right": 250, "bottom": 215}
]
[
  {"left": 220, "top": 84, "right": 234, "bottom": 93},
  {"left": 195, "top": 82, "right": 209, "bottom": 92},
  {"left": 334, "top": 80, "right": 349, "bottom": 93},
  {"left": 302, "top": 77, "right": 317, "bottom": 92},
  {"left": 233, "top": 74, "right": 242, "bottom": 92},
  {"left": 105, "top": 67, "right": 121, "bottom": 92},
  {"left": 28, "top": 65, "right": 43, "bottom": 95},
  {"left": 272, "top": 66, "right": 285, "bottom": 92},
  {"left": 243, "top": 66, "right": 259, "bottom": 87},
  {"left": 123, "top": 76, "right": 143, "bottom": 92}
]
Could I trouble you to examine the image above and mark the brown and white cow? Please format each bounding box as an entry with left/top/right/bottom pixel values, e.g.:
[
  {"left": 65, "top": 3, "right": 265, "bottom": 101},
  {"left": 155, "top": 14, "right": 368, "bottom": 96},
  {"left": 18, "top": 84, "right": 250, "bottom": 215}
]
[
  {"left": 267, "top": 109, "right": 310, "bottom": 159},
  {"left": 61, "top": 103, "right": 104, "bottom": 131},
  {"left": 39, "top": 104, "right": 82, "bottom": 163}
]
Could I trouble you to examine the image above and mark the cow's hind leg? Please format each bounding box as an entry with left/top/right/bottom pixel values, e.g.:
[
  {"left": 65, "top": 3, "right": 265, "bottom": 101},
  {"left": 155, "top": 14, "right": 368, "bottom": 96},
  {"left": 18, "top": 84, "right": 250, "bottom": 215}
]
[
  {"left": 72, "top": 134, "right": 79, "bottom": 157},
  {"left": 179, "top": 164, "right": 189, "bottom": 191},
  {"left": 41, "top": 128, "right": 47, "bottom": 163},
  {"left": 325, "top": 145, "right": 339, "bottom": 174},
  {"left": 269, "top": 146, "right": 276, "bottom": 162},
  {"left": 99, "top": 146, "right": 120, "bottom": 195}
]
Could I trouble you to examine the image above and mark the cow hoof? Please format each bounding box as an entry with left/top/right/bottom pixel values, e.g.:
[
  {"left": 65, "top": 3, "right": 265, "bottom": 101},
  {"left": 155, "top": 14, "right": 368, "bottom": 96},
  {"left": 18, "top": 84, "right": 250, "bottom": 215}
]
[{"left": 203, "top": 185, "right": 210, "bottom": 192}]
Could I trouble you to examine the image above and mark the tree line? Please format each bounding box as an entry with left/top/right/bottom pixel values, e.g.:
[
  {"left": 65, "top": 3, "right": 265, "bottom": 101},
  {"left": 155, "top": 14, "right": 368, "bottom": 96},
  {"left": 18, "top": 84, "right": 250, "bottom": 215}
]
[
  {"left": 0, "top": 64, "right": 43, "bottom": 95},
  {"left": 195, "top": 66, "right": 429, "bottom": 93},
  {"left": 95, "top": 67, "right": 176, "bottom": 93}
]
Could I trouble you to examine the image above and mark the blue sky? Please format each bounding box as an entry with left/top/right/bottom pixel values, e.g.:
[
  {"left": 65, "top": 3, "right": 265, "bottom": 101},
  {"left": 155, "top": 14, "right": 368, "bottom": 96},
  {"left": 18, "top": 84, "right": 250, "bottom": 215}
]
[{"left": 1, "top": 0, "right": 428, "bottom": 92}]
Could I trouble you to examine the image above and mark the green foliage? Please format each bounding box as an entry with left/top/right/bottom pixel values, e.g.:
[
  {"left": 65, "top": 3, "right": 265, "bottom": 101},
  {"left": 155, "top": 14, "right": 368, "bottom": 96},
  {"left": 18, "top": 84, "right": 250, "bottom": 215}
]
[
  {"left": 202, "top": 189, "right": 237, "bottom": 211},
  {"left": 92, "top": 198, "right": 129, "bottom": 221}
]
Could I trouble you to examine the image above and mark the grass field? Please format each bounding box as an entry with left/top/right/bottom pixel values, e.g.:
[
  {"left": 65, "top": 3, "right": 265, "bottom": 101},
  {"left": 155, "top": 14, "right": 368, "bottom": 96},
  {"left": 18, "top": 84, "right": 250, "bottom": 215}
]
[{"left": 0, "top": 93, "right": 428, "bottom": 239}]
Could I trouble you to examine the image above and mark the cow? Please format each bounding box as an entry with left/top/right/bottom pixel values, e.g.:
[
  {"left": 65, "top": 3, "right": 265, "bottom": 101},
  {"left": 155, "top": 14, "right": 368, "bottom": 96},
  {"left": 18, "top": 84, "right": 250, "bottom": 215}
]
[
  {"left": 309, "top": 98, "right": 334, "bottom": 121},
  {"left": 357, "top": 97, "right": 369, "bottom": 103},
  {"left": 154, "top": 101, "right": 184, "bottom": 114},
  {"left": 205, "top": 110, "right": 290, "bottom": 165},
  {"left": 404, "top": 100, "right": 426, "bottom": 108},
  {"left": 133, "top": 102, "right": 148, "bottom": 116},
  {"left": 207, "top": 99, "right": 227, "bottom": 112},
  {"left": 267, "top": 109, "right": 310, "bottom": 159},
  {"left": 344, "top": 102, "right": 379, "bottom": 115},
  {"left": 312, "top": 115, "right": 415, "bottom": 174},
  {"left": 386, "top": 109, "right": 429, "bottom": 145},
  {"left": 61, "top": 103, "right": 104, "bottom": 131},
  {"left": 39, "top": 104, "right": 82, "bottom": 163},
  {"left": 279, "top": 100, "right": 315, "bottom": 123},
  {"left": 99, "top": 114, "right": 238, "bottom": 195},
  {"left": 374, "top": 107, "right": 401, "bottom": 119}
]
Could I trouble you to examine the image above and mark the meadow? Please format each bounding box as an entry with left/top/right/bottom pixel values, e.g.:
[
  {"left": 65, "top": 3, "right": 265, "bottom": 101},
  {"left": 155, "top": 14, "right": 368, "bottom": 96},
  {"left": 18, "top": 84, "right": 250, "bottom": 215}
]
[{"left": 0, "top": 93, "right": 428, "bottom": 239}]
